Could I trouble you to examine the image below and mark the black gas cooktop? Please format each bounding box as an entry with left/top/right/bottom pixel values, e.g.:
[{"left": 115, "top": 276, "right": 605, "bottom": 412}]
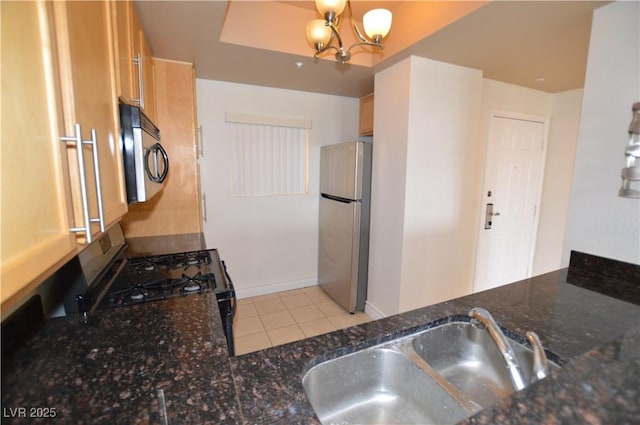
[{"left": 97, "top": 249, "right": 228, "bottom": 309}]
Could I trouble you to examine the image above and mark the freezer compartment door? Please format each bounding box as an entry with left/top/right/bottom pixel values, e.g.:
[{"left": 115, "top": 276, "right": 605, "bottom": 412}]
[
  {"left": 318, "top": 196, "right": 362, "bottom": 313},
  {"left": 320, "top": 141, "right": 364, "bottom": 200}
]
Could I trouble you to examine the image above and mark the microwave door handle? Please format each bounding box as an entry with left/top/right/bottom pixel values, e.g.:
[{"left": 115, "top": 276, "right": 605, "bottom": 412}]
[
  {"left": 145, "top": 143, "right": 169, "bottom": 183},
  {"left": 144, "top": 143, "right": 169, "bottom": 183},
  {"left": 153, "top": 147, "right": 159, "bottom": 179},
  {"left": 155, "top": 143, "right": 169, "bottom": 182}
]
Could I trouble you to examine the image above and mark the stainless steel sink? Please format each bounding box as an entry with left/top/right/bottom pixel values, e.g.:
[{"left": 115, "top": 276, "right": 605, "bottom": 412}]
[
  {"left": 302, "top": 317, "right": 560, "bottom": 425},
  {"left": 302, "top": 348, "right": 468, "bottom": 425},
  {"left": 411, "top": 321, "right": 559, "bottom": 408}
]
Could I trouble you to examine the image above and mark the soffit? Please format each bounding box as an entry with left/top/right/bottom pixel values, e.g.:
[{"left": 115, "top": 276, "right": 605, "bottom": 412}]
[{"left": 134, "top": 1, "right": 608, "bottom": 97}]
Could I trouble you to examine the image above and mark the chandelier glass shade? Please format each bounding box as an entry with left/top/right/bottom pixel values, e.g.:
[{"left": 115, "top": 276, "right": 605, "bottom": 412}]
[{"left": 306, "top": 0, "right": 392, "bottom": 63}]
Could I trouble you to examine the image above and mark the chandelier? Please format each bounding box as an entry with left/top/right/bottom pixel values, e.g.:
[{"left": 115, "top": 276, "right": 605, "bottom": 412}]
[{"left": 305, "top": 0, "right": 392, "bottom": 63}]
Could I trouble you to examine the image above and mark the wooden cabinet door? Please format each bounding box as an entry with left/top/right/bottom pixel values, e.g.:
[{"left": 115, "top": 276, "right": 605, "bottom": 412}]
[
  {"left": 359, "top": 93, "right": 374, "bottom": 136},
  {"left": 54, "top": 0, "right": 127, "bottom": 240},
  {"left": 111, "top": 0, "right": 155, "bottom": 120},
  {"left": 131, "top": 10, "right": 143, "bottom": 107},
  {"left": 121, "top": 60, "right": 202, "bottom": 237},
  {"left": 113, "top": 0, "right": 135, "bottom": 103},
  {"left": 131, "top": 11, "right": 156, "bottom": 120},
  {"left": 1, "top": 1, "right": 77, "bottom": 312},
  {"left": 141, "top": 36, "right": 157, "bottom": 122}
]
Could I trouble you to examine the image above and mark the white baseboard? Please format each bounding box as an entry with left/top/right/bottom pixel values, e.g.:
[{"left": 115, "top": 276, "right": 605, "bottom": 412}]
[
  {"left": 235, "top": 278, "right": 318, "bottom": 299},
  {"left": 364, "top": 301, "right": 387, "bottom": 320}
]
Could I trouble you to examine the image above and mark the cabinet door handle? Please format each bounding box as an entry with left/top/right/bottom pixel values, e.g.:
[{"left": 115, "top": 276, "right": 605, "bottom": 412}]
[
  {"left": 201, "top": 193, "right": 207, "bottom": 223},
  {"left": 60, "top": 123, "right": 105, "bottom": 243},
  {"left": 87, "top": 128, "right": 105, "bottom": 233},
  {"left": 198, "top": 125, "right": 204, "bottom": 157},
  {"left": 133, "top": 53, "right": 144, "bottom": 109}
]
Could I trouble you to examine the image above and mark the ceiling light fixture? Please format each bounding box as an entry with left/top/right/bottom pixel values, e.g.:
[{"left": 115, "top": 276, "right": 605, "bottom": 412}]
[{"left": 305, "top": 0, "right": 392, "bottom": 64}]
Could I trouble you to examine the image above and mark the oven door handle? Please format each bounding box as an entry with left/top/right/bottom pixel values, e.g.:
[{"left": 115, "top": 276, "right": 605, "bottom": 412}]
[
  {"left": 221, "top": 261, "right": 237, "bottom": 319},
  {"left": 228, "top": 282, "right": 237, "bottom": 320}
]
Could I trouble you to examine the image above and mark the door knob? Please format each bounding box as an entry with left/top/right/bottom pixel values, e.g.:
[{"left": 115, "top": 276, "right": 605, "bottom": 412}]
[{"left": 484, "top": 204, "right": 501, "bottom": 229}]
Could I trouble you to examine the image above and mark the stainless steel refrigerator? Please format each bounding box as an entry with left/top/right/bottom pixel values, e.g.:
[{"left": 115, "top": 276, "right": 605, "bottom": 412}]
[{"left": 318, "top": 141, "right": 372, "bottom": 313}]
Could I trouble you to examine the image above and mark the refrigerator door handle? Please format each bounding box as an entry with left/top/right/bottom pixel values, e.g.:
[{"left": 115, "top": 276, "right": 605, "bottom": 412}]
[{"left": 321, "top": 193, "right": 355, "bottom": 204}]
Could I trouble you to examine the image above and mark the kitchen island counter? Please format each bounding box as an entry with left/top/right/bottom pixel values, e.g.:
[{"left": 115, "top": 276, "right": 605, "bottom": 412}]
[
  {"left": 230, "top": 251, "right": 640, "bottom": 424},
  {"left": 2, "top": 250, "right": 639, "bottom": 424}
]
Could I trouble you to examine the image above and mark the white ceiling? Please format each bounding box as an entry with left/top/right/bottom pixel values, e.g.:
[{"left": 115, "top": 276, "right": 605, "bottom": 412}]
[{"left": 134, "top": 0, "right": 608, "bottom": 98}]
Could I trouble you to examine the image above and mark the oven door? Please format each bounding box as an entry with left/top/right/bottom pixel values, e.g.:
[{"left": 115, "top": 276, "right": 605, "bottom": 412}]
[{"left": 217, "top": 261, "right": 237, "bottom": 356}]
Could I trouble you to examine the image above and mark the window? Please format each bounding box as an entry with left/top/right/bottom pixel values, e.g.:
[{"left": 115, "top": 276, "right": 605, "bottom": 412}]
[{"left": 226, "top": 113, "right": 310, "bottom": 196}]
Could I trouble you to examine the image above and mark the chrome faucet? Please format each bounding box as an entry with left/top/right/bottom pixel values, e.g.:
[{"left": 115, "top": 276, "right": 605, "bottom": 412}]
[
  {"left": 468, "top": 307, "right": 526, "bottom": 391},
  {"left": 526, "top": 331, "right": 549, "bottom": 382}
]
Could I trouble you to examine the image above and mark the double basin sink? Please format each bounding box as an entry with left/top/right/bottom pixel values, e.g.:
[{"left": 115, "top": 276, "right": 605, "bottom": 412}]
[{"left": 302, "top": 314, "right": 560, "bottom": 425}]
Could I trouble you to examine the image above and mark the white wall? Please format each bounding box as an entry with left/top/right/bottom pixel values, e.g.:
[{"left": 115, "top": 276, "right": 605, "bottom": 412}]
[
  {"left": 533, "top": 89, "right": 583, "bottom": 274},
  {"left": 366, "top": 59, "right": 411, "bottom": 317},
  {"left": 196, "top": 80, "right": 359, "bottom": 297},
  {"left": 400, "top": 58, "right": 483, "bottom": 312},
  {"left": 563, "top": 1, "right": 640, "bottom": 266},
  {"left": 368, "top": 72, "right": 590, "bottom": 317},
  {"left": 367, "top": 56, "right": 483, "bottom": 317}
]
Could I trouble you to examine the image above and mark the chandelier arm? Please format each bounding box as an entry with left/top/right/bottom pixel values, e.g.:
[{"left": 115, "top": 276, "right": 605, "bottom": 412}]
[
  {"left": 314, "top": 44, "right": 339, "bottom": 58},
  {"left": 351, "top": 22, "right": 370, "bottom": 44},
  {"left": 347, "top": 0, "right": 370, "bottom": 45},
  {"left": 326, "top": 21, "right": 345, "bottom": 51},
  {"left": 347, "top": 41, "right": 385, "bottom": 53}
]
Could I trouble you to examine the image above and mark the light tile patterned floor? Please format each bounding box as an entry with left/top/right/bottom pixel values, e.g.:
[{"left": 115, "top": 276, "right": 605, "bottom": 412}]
[{"left": 233, "top": 286, "right": 371, "bottom": 355}]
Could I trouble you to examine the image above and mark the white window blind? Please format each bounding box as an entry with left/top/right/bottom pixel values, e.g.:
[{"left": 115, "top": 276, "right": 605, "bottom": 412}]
[{"left": 227, "top": 116, "right": 309, "bottom": 196}]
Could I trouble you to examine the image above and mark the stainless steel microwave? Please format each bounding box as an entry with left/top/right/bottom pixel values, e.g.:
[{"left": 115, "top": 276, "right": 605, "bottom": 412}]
[{"left": 119, "top": 104, "right": 168, "bottom": 203}]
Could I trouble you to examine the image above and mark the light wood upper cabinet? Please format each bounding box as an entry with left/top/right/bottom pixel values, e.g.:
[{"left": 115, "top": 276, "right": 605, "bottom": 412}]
[
  {"left": 1, "top": 0, "right": 130, "bottom": 316},
  {"left": 121, "top": 60, "right": 202, "bottom": 238},
  {"left": 130, "top": 10, "right": 143, "bottom": 106},
  {"left": 359, "top": 93, "right": 374, "bottom": 136},
  {"left": 139, "top": 29, "right": 156, "bottom": 122},
  {"left": 1, "top": 1, "right": 78, "bottom": 315},
  {"left": 54, "top": 0, "right": 128, "bottom": 238},
  {"left": 113, "top": 0, "right": 156, "bottom": 121},
  {"left": 113, "top": 0, "right": 135, "bottom": 103}
]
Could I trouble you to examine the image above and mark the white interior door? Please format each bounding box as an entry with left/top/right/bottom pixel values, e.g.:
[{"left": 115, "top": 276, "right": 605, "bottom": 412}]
[{"left": 474, "top": 113, "right": 546, "bottom": 292}]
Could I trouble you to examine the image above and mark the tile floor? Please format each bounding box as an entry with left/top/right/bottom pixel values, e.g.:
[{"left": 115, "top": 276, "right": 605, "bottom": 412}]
[{"left": 233, "top": 286, "right": 371, "bottom": 355}]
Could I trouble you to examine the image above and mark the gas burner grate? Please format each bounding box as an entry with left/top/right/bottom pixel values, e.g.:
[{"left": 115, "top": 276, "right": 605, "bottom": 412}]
[
  {"left": 106, "top": 272, "right": 216, "bottom": 307},
  {"left": 128, "top": 255, "right": 173, "bottom": 273},
  {"left": 176, "top": 271, "right": 216, "bottom": 295},
  {"left": 175, "top": 251, "right": 212, "bottom": 269},
  {"left": 109, "top": 284, "right": 151, "bottom": 306},
  {"left": 127, "top": 251, "right": 213, "bottom": 273}
]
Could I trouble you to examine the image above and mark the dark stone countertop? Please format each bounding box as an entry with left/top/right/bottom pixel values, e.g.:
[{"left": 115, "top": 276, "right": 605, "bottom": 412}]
[
  {"left": 230, "top": 265, "right": 640, "bottom": 424},
  {"left": 2, "top": 248, "right": 639, "bottom": 424},
  {"left": 1, "top": 293, "right": 240, "bottom": 424}
]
